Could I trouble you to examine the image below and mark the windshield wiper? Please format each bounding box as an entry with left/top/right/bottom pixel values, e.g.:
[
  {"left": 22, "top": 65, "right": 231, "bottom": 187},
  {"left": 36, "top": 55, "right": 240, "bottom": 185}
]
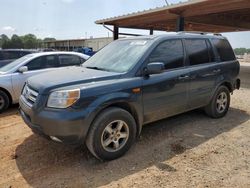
[{"left": 86, "top": 66, "right": 110, "bottom": 72}]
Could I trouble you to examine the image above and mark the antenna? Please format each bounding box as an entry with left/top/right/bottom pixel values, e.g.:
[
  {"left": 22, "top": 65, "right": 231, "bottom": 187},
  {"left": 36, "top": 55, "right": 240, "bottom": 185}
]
[{"left": 164, "top": 0, "right": 169, "bottom": 6}]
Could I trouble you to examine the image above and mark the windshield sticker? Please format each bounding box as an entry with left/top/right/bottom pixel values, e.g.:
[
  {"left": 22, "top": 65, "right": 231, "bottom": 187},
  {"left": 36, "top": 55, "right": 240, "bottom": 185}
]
[{"left": 130, "top": 41, "right": 147, "bottom": 46}]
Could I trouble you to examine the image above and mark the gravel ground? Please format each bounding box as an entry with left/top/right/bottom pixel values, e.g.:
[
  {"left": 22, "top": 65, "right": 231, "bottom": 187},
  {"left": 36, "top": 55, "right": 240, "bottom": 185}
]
[{"left": 0, "top": 65, "right": 249, "bottom": 188}]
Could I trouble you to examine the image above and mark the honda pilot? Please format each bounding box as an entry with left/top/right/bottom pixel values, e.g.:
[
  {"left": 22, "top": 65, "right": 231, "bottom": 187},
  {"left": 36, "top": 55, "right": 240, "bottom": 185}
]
[{"left": 19, "top": 33, "right": 240, "bottom": 161}]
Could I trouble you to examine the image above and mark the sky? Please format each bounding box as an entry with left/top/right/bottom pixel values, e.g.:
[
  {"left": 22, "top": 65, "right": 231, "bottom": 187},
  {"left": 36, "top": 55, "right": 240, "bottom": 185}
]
[{"left": 0, "top": 0, "right": 250, "bottom": 48}]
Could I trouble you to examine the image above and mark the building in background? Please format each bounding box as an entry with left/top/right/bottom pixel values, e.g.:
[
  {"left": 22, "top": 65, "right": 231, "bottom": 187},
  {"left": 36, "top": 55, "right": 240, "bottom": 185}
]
[{"left": 43, "top": 37, "right": 113, "bottom": 52}]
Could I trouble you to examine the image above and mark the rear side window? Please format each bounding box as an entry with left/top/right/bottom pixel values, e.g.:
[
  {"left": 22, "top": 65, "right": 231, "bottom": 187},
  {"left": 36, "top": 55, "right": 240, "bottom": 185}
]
[
  {"left": 185, "top": 39, "right": 210, "bottom": 66},
  {"left": 211, "top": 39, "right": 235, "bottom": 61},
  {"left": 148, "top": 39, "right": 184, "bottom": 70},
  {"left": 59, "top": 54, "right": 82, "bottom": 66}
]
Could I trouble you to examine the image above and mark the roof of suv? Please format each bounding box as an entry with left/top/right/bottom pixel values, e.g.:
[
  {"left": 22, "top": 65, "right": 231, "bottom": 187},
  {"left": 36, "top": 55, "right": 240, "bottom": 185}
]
[{"left": 119, "top": 32, "right": 227, "bottom": 41}]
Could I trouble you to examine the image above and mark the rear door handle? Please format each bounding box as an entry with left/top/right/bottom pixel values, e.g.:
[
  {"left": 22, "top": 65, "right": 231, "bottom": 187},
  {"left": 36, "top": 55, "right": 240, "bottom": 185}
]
[{"left": 178, "top": 75, "right": 189, "bottom": 80}]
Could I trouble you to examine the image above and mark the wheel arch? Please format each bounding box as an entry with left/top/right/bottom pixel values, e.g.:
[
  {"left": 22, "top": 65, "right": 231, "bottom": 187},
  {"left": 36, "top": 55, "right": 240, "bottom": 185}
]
[
  {"left": 220, "top": 81, "right": 233, "bottom": 93},
  {"left": 89, "top": 101, "right": 142, "bottom": 138},
  {"left": 0, "top": 87, "right": 13, "bottom": 105}
]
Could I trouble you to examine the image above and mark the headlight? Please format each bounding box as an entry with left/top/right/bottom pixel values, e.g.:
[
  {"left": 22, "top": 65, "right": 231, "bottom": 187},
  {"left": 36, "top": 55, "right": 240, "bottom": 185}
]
[{"left": 47, "top": 89, "right": 80, "bottom": 108}]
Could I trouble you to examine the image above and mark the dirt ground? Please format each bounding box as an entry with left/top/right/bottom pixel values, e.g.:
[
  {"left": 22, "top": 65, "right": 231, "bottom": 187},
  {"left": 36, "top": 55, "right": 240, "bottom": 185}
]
[{"left": 0, "top": 64, "right": 250, "bottom": 188}]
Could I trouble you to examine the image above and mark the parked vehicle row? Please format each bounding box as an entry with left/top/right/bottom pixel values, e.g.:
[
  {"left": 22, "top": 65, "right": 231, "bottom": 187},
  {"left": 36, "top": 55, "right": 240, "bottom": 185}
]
[
  {"left": 0, "top": 49, "right": 38, "bottom": 68},
  {"left": 0, "top": 52, "right": 89, "bottom": 112},
  {"left": 17, "top": 33, "right": 240, "bottom": 161}
]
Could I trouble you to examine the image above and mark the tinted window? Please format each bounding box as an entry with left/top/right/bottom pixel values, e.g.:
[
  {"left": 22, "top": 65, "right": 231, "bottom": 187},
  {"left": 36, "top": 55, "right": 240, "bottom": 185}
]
[
  {"left": 148, "top": 39, "right": 184, "bottom": 69},
  {"left": 186, "top": 39, "right": 210, "bottom": 66},
  {"left": 0, "top": 52, "right": 3, "bottom": 60},
  {"left": 211, "top": 39, "right": 235, "bottom": 61},
  {"left": 26, "top": 57, "right": 43, "bottom": 71},
  {"left": 59, "top": 54, "right": 81, "bottom": 66},
  {"left": 9, "top": 51, "right": 22, "bottom": 59},
  {"left": 26, "top": 55, "right": 59, "bottom": 71},
  {"left": 43, "top": 55, "right": 59, "bottom": 68},
  {"left": 0, "top": 51, "right": 31, "bottom": 60}
]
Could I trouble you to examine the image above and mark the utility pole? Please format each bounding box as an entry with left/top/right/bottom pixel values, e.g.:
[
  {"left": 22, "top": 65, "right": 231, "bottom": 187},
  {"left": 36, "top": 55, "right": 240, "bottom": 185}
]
[{"left": 164, "top": 0, "right": 169, "bottom": 6}]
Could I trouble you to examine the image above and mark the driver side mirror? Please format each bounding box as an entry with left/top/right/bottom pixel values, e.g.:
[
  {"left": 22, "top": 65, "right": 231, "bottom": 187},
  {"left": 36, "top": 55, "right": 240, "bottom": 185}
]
[
  {"left": 18, "top": 66, "right": 28, "bottom": 73},
  {"left": 144, "top": 62, "right": 165, "bottom": 75}
]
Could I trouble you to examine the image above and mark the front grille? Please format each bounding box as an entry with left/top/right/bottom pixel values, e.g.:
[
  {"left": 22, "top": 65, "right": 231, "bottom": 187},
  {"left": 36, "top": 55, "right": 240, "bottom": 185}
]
[{"left": 22, "top": 84, "right": 39, "bottom": 107}]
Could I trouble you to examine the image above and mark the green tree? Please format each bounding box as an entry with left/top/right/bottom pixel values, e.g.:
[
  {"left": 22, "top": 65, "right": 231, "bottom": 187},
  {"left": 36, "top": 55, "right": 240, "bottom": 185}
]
[
  {"left": 234, "top": 48, "right": 250, "bottom": 55},
  {"left": 10, "top": 34, "right": 24, "bottom": 48},
  {"left": 21, "top": 34, "right": 38, "bottom": 49},
  {"left": 1, "top": 34, "right": 10, "bottom": 48}
]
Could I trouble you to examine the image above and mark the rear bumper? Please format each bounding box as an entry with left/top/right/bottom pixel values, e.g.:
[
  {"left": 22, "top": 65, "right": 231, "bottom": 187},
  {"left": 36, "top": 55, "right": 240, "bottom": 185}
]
[{"left": 19, "top": 95, "right": 91, "bottom": 145}]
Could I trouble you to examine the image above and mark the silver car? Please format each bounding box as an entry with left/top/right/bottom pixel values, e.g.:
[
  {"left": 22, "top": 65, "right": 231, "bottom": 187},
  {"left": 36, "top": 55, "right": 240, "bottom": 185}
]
[{"left": 0, "top": 51, "right": 89, "bottom": 112}]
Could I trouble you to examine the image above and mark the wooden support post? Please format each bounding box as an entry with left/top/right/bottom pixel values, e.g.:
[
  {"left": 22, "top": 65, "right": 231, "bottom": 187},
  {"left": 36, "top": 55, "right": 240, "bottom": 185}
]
[
  {"left": 150, "top": 28, "right": 154, "bottom": 35},
  {"left": 176, "top": 16, "right": 185, "bottom": 32},
  {"left": 113, "top": 26, "right": 119, "bottom": 40}
]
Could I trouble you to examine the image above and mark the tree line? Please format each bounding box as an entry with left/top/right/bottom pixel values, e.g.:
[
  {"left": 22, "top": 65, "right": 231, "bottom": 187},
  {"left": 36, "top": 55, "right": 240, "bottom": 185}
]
[
  {"left": 0, "top": 34, "right": 56, "bottom": 49},
  {"left": 234, "top": 48, "right": 250, "bottom": 56},
  {"left": 1, "top": 34, "right": 250, "bottom": 55}
]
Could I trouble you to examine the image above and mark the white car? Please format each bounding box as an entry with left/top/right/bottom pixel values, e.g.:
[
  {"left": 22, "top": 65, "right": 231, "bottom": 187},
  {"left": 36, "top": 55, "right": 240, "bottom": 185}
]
[{"left": 0, "top": 51, "right": 89, "bottom": 112}]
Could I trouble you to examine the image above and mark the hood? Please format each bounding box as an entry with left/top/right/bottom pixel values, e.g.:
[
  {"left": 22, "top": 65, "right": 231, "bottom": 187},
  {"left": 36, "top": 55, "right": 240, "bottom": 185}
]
[{"left": 27, "top": 66, "right": 121, "bottom": 94}]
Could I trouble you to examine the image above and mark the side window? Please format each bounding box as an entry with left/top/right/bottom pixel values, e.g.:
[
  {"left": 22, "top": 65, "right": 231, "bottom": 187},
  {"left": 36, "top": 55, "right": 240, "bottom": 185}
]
[
  {"left": 211, "top": 39, "right": 236, "bottom": 61},
  {"left": 59, "top": 55, "right": 81, "bottom": 66},
  {"left": 148, "top": 39, "right": 184, "bottom": 70},
  {"left": 26, "top": 57, "right": 43, "bottom": 71},
  {"left": 43, "top": 55, "right": 59, "bottom": 68},
  {"left": 26, "top": 55, "right": 59, "bottom": 71},
  {"left": 186, "top": 39, "right": 210, "bottom": 66}
]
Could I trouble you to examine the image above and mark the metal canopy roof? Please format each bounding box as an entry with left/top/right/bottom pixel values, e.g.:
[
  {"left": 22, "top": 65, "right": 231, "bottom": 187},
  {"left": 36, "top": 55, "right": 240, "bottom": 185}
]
[{"left": 96, "top": 0, "right": 250, "bottom": 33}]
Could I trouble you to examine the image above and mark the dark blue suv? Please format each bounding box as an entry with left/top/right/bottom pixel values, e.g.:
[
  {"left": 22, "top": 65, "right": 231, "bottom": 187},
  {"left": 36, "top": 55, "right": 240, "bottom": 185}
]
[{"left": 19, "top": 33, "right": 240, "bottom": 160}]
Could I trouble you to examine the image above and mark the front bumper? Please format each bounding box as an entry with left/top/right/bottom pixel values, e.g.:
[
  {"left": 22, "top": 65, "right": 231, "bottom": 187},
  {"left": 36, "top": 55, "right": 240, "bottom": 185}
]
[{"left": 19, "top": 95, "right": 90, "bottom": 145}]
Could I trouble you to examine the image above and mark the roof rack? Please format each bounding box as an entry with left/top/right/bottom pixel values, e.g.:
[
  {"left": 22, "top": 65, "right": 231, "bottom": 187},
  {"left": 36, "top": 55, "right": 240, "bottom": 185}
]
[{"left": 177, "top": 31, "right": 222, "bottom": 36}]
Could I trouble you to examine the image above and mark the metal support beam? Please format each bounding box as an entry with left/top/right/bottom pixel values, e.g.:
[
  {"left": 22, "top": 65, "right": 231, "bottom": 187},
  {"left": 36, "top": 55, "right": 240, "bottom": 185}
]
[
  {"left": 150, "top": 28, "right": 154, "bottom": 35},
  {"left": 176, "top": 16, "right": 185, "bottom": 32},
  {"left": 113, "top": 26, "right": 119, "bottom": 40}
]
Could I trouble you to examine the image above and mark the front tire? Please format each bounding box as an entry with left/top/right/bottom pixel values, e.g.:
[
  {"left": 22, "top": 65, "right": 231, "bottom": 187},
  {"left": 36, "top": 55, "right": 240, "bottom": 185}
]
[
  {"left": 205, "top": 86, "right": 230, "bottom": 118},
  {"left": 0, "top": 90, "right": 10, "bottom": 113},
  {"left": 86, "top": 107, "right": 137, "bottom": 161}
]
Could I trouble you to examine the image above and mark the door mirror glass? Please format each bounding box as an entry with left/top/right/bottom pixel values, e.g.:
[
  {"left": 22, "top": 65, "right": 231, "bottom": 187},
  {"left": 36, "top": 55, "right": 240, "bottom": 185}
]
[
  {"left": 18, "top": 66, "right": 28, "bottom": 73},
  {"left": 145, "top": 62, "right": 165, "bottom": 75}
]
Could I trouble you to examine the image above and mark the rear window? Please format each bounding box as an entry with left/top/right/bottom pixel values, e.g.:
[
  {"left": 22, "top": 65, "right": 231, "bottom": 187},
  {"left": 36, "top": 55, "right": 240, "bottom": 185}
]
[{"left": 211, "top": 39, "right": 235, "bottom": 61}]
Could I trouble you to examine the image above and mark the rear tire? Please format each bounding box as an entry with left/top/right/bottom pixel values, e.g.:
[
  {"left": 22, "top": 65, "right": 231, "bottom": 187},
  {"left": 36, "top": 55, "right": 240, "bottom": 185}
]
[
  {"left": 86, "top": 107, "right": 137, "bottom": 161},
  {"left": 205, "top": 86, "right": 230, "bottom": 118},
  {"left": 0, "top": 90, "right": 10, "bottom": 113}
]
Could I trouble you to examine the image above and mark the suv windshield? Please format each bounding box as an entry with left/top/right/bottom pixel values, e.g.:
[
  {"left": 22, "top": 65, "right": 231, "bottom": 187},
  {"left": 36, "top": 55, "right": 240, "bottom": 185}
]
[{"left": 83, "top": 39, "right": 152, "bottom": 73}]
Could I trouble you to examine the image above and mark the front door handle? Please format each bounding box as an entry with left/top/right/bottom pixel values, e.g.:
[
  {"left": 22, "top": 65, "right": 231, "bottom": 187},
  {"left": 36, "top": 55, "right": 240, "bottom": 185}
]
[
  {"left": 213, "top": 69, "right": 221, "bottom": 74},
  {"left": 178, "top": 75, "right": 189, "bottom": 80}
]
